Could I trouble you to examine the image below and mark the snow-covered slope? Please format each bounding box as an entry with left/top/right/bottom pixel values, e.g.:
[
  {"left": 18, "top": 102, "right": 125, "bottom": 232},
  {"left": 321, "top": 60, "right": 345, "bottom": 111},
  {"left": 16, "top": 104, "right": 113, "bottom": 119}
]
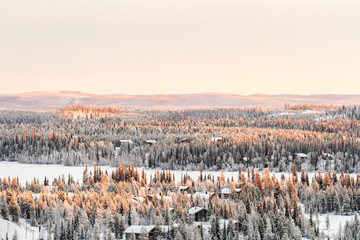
[{"left": 0, "top": 218, "right": 47, "bottom": 240}]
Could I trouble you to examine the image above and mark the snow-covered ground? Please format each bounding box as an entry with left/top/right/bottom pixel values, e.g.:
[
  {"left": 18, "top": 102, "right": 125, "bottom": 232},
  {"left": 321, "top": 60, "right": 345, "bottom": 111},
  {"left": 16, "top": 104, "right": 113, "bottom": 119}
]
[
  {"left": 0, "top": 161, "right": 242, "bottom": 185},
  {"left": 0, "top": 162, "right": 358, "bottom": 185},
  {"left": 0, "top": 218, "right": 48, "bottom": 240},
  {"left": 300, "top": 203, "right": 355, "bottom": 239}
]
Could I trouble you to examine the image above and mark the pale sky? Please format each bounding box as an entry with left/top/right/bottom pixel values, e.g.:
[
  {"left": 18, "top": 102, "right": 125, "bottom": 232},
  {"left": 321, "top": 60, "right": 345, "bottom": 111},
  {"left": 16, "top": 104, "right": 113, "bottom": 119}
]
[{"left": 0, "top": 0, "right": 359, "bottom": 95}]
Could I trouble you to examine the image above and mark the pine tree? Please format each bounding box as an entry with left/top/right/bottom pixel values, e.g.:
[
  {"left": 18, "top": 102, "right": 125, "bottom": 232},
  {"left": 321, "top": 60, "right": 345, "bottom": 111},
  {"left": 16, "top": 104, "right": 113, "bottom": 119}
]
[
  {"left": 325, "top": 215, "right": 330, "bottom": 230},
  {"left": 8, "top": 195, "right": 19, "bottom": 223},
  {"left": 210, "top": 215, "right": 221, "bottom": 240},
  {"left": 12, "top": 231, "right": 17, "bottom": 240},
  {"left": 343, "top": 192, "right": 351, "bottom": 215}
]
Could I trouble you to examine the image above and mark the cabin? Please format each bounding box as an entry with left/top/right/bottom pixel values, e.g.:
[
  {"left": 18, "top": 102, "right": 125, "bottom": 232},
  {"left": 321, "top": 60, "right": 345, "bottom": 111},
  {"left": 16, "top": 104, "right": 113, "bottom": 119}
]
[
  {"left": 296, "top": 153, "right": 308, "bottom": 163},
  {"left": 189, "top": 207, "right": 208, "bottom": 222},
  {"left": 211, "top": 137, "right": 223, "bottom": 142},
  {"left": 221, "top": 188, "right": 231, "bottom": 199},
  {"left": 178, "top": 185, "right": 190, "bottom": 193},
  {"left": 178, "top": 138, "right": 191, "bottom": 143},
  {"left": 124, "top": 225, "right": 160, "bottom": 240},
  {"left": 125, "top": 225, "right": 178, "bottom": 240},
  {"left": 234, "top": 188, "right": 242, "bottom": 194},
  {"left": 120, "top": 140, "right": 134, "bottom": 145},
  {"left": 144, "top": 140, "right": 157, "bottom": 145}
]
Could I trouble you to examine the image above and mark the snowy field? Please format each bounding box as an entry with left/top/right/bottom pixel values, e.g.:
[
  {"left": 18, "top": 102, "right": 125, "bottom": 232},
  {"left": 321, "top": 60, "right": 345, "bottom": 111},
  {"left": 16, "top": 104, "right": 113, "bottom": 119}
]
[
  {"left": 0, "top": 218, "right": 48, "bottom": 240},
  {"left": 0, "top": 161, "right": 243, "bottom": 185},
  {"left": 300, "top": 204, "right": 356, "bottom": 239},
  {"left": 0, "top": 161, "right": 357, "bottom": 185}
]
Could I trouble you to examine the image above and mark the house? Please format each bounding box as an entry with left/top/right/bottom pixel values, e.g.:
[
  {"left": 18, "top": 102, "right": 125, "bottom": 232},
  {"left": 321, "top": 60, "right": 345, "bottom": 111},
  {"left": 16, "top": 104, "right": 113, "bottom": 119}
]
[
  {"left": 120, "top": 140, "right": 134, "bottom": 145},
  {"left": 144, "top": 140, "right": 157, "bottom": 145},
  {"left": 178, "top": 185, "right": 190, "bottom": 193},
  {"left": 178, "top": 138, "right": 191, "bottom": 143},
  {"left": 211, "top": 137, "right": 223, "bottom": 142},
  {"left": 189, "top": 207, "right": 208, "bottom": 222},
  {"left": 221, "top": 188, "right": 231, "bottom": 199},
  {"left": 125, "top": 225, "right": 179, "bottom": 240},
  {"left": 234, "top": 188, "right": 242, "bottom": 194},
  {"left": 296, "top": 153, "right": 308, "bottom": 163},
  {"left": 124, "top": 225, "right": 160, "bottom": 240}
]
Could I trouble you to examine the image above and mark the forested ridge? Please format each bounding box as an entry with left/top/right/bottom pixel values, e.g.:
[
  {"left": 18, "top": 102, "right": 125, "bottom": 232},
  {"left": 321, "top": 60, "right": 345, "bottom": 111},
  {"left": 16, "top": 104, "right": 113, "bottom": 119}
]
[{"left": 1, "top": 105, "right": 360, "bottom": 172}]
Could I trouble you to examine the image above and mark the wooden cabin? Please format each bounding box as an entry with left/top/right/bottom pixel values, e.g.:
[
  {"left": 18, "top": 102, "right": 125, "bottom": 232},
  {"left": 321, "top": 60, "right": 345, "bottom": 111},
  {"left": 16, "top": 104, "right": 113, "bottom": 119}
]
[
  {"left": 189, "top": 207, "right": 208, "bottom": 222},
  {"left": 124, "top": 225, "right": 160, "bottom": 240}
]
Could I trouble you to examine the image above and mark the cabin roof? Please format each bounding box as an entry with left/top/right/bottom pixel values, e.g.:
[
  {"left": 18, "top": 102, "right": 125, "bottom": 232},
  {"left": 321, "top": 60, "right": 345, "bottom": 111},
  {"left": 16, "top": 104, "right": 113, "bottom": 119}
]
[
  {"left": 211, "top": 137, "right": 222, "bottom": 141},
  {"left": 124, "top": 225, "right": 155, "bottom": 234},
  {"left": 221, "top": 188, "right": 231, "bottom": 194},
  {"left": 178, "top": 186, "right": 189, "bottom": 190},
  {"left": 296, "top": 153, "right": 308, "bottom": 158},
  {"left": 189, "top": 207, "right": 206, "bottom": 215}
]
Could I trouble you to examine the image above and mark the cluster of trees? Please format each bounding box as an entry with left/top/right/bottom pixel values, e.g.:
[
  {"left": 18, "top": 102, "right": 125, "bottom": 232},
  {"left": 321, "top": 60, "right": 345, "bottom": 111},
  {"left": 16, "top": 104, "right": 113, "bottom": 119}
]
[
  {"left": 299, "top": 170, "right": 360, "bottom": 215},
  {"left": 2, "top": 164, "right": 360, "bottom": 239},
  {"left": 0, "top": 164, "right": 320, "bottom": 239},
  {"left": 1, "top": 105, "right": 360, "bottom": 172}
]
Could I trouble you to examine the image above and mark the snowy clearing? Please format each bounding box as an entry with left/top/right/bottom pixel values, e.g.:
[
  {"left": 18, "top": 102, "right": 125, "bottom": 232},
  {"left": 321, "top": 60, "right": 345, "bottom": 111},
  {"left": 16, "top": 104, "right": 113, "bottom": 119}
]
[
  {"left": 0, "top": 218, "right": 47, "bottom": 240},
  {"left": 0, "top": 162, "right": 358, "bottom": 186},
  {"left": 300, "top": 203, "right": 356, "bottom": 239}
]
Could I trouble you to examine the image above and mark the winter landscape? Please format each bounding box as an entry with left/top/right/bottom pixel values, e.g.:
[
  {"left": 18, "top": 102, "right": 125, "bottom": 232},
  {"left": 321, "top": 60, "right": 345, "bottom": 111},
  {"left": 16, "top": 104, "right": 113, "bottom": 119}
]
[
  {"left": 1, "top": 106, "right": 360, "bottom": 240},
  {"left": 1, "top": 0, "right": 360, "bottom": 239}
]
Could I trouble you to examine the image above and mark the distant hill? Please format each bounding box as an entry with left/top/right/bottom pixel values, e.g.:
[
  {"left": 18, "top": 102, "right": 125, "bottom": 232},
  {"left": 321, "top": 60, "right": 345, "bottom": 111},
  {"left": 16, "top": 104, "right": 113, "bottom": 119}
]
[{"left": 0, "top": 91, "right": 360, "bottom": 110}]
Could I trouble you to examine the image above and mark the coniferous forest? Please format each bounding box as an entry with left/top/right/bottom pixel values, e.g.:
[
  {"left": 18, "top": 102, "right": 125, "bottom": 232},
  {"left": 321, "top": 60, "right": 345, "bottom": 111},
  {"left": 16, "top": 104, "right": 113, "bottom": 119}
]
[
  {"left": 1, "top": 105, "right": 360, "bottom": 172},
  {"left": 1, "top": 105, "right": 360, "bottom": 239}
]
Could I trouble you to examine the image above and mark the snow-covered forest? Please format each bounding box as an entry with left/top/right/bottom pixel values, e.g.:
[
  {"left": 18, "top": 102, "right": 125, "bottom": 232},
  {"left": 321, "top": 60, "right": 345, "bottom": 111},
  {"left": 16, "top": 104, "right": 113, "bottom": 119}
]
[
  {"left": 1, "top": 105, "right": 360, "bottom": 172},
  {"left": 1, "top": 104, "right": 360, "bottom": 239},
  {"left": 1, "top": 164, "right": 360, "bottom": 239}
]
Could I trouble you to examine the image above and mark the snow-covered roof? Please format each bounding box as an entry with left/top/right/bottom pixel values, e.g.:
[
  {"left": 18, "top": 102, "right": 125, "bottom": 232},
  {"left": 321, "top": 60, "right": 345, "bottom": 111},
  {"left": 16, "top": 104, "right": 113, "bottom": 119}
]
[
  {"left": 211, "top": 137, "right": 222, "bottom": 141},
  {"left": 178, "top": 186, "right": 189, "bottom": 190},
  {"left": 221, "top": 188, "right": 231, "bottom": 194},
  {"left": 296, "top": 153, "right": 308, "bottom": 158},
  {"left": 193, "top": 191, "right": 214, "bottom": 199},
  {"left": 189, "top": 207, "right": 206, "bottom": 215},
  {"left": 120, "top": 140, "right": 133, "bottom": 144},
  {"left": 124, "top": 225, "right": 155, "bottom": 234},
  {"left": 178, "top": 138, "right": 190, "bottom": 143},
  {"left": 234, "top": 188, "right": 242, "bottom": 193},
  {"left": 145, "top": 140, "right": 157, "bottom": 144}
]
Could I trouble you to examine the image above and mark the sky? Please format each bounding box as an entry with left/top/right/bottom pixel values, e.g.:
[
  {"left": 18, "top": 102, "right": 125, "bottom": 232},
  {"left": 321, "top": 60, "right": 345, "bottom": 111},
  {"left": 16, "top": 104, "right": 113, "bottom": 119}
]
[{"left": 0, "top": 0, "right": 360, "bottom": 95}]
